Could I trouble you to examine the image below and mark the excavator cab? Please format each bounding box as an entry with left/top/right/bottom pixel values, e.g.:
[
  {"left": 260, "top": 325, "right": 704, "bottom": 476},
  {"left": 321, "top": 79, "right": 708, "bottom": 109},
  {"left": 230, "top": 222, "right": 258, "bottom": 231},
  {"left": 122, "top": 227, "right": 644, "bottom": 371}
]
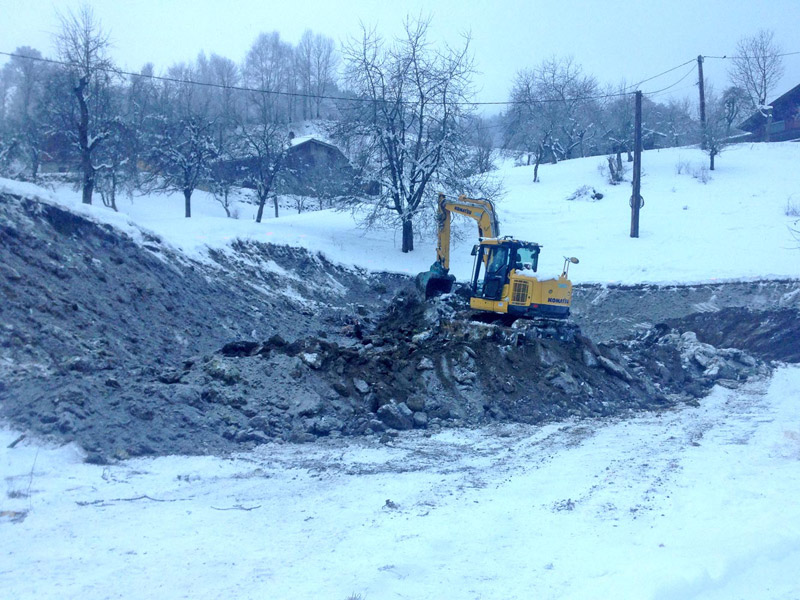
[{"left": 471, "top": 239, "right": 541, "bottom": 301}]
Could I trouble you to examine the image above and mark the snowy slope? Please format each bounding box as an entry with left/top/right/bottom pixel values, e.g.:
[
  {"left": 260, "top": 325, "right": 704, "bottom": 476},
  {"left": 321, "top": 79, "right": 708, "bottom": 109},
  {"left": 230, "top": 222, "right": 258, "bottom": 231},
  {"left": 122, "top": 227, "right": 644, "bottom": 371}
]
[
  {"left": 2, "top": 367, "right": 799, "bottom": 599},
  {"left": 4, "top": 142, "right": 798, "bottom": 285},
  {"left": 3, "top": 143, "right": 800, "bottom": 599}
]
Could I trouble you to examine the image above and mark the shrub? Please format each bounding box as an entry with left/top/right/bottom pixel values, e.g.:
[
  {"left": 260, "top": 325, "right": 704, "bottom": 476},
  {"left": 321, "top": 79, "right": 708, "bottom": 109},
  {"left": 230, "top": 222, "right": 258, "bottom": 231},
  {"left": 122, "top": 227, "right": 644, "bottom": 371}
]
[
  {"left": 785, "top": 196, "right": 800, "bottom": 217},
  {"left": 691, "top": 165, "right": 710, "bottom": 184},
  {"left": 675, "top": 159, "right": 691, "bottom": 175},
  {"left": 566, "top": 185, "right": 603, "bottom": 202}
]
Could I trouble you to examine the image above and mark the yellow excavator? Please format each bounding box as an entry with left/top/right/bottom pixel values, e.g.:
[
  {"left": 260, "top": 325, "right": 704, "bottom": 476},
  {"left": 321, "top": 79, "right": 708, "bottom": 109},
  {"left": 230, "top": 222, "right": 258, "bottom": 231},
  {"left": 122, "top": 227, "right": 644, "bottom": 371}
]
[{"left": 419, "top": 193, "right": 579, "bottom": 320}]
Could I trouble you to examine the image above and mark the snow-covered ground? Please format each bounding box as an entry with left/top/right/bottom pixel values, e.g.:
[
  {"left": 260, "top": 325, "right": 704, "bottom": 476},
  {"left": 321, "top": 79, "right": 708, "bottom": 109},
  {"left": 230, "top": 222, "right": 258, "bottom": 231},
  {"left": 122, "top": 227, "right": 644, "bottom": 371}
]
[
  {"left": 3, "top": 368, "right": 800, "bottom": 599},
  {"left": 2, "top": 143, "right": 800, "bottom": 598},
  {"left": 3, "top": 142, "right": 799, "bottom": 284}
]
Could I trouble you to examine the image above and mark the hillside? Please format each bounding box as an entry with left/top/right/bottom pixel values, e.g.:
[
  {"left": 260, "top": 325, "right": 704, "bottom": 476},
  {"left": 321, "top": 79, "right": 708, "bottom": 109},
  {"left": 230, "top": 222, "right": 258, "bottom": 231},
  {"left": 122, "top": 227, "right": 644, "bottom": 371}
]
[
  {"left": 8, "top": 142, "right": 798, "bottom": 285},
  {"left": 2, "top": 142, "right": 800, "bottom": 599}
]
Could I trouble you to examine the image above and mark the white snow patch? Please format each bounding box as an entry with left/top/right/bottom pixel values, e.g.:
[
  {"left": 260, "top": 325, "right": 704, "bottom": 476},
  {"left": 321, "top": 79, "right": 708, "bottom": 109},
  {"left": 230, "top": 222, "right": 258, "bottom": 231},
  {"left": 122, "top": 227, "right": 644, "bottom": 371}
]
[{"left": 3, "top": 368, "right": 800, "bottom": 599}]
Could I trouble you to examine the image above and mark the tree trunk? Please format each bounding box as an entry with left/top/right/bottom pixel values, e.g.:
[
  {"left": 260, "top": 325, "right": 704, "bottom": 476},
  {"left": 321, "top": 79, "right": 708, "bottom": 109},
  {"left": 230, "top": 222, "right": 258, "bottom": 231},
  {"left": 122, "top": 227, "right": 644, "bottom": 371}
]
[
  {"left": 616, "top": 152, "right": 623, "bottom": 173},
  {"left": 75, "top": 77, "right": 93, "bottom": 205},
  {"left": 401, "top": 217, "right": 414, "bottom": 253},
  {"left": 81, "top": 156, "right": 94, "bottom": 205},
  {"left": 184, "top": 188, "right": 192, "bottom": 218},
  {"left": 710, "top": 151, "right": 716, "bottom": 171},
  {"left": 764, "top": 113, "right": 772, "bottom": 143},
  {"left": 255, "top": 195, "right": 266, "bottom": 223},
  {"left": 533, "top": 156, "right": 541, "bottom": 183},
  {"left": 273, "top": 195, "right": 279, "bottom": 219}
]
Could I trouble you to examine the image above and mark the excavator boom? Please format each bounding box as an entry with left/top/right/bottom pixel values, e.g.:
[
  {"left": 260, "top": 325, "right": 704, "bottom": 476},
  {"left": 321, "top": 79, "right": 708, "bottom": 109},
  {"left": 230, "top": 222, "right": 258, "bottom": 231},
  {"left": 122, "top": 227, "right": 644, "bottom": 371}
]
[{"left": 419, "top": 193, "right": 500, "bottom": 298}]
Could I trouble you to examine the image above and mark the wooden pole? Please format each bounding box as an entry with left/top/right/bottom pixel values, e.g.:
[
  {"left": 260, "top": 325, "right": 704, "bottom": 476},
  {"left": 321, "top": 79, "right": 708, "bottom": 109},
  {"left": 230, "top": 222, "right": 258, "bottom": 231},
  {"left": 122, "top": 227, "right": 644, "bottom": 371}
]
[
  {"left": 698, "top": 55, "right": 706, "bottom": 149},
  {"left": 630, "top": 90, "right": 642, "bottom": 238}
]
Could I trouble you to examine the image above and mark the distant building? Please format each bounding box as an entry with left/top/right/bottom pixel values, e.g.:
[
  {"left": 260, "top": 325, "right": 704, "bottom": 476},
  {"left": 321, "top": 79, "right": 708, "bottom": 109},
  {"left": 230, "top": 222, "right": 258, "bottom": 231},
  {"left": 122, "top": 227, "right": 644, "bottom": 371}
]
[
  {"left": 279, "top": 136, "right": 357, "bottom": 198},
  {"left": 737, "top": 83, "right": 800, "bottom": 142}
]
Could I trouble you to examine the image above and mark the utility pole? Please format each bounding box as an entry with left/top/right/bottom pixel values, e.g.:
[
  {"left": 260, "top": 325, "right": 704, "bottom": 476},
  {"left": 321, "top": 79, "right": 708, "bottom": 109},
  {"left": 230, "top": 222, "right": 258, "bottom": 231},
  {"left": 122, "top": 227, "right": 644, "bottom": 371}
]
[
  {"left": 697, "top": 55, "right": 706, "bottom": 149},
  {"left": 630, "top": 90, "right": 643, "bottom": 238}
]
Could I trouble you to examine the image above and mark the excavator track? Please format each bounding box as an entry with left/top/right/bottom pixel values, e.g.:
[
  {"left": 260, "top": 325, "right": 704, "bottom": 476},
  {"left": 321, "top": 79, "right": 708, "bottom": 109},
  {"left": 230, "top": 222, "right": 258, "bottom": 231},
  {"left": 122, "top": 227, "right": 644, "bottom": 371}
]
[{"left": 468, "top": 312, "right": 581, "bottom": 342}]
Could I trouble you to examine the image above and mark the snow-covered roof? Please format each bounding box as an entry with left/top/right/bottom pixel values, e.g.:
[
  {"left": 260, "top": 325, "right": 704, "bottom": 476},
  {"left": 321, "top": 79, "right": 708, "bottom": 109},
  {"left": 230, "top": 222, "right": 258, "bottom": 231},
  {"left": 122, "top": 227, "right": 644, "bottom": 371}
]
[{"left": 289, "top": 135, "right": 340, "bottom": 152}]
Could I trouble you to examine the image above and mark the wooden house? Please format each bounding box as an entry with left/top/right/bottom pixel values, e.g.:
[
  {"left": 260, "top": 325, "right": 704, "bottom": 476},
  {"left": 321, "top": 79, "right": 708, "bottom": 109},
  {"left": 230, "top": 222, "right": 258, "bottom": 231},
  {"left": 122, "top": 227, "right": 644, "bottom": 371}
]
[{"left": 737, "top": 83, "right": 800, "bottom": 142}]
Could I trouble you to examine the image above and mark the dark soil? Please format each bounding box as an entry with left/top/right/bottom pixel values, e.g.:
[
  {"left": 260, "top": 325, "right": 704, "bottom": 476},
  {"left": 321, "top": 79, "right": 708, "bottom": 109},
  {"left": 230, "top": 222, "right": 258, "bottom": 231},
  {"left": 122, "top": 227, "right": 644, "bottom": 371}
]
[
  {"left": 666, "top": 307, "right": 800, "bottom": 363},
  {"left": 0, "top": 192, "right": 795, "bottom": 462}
]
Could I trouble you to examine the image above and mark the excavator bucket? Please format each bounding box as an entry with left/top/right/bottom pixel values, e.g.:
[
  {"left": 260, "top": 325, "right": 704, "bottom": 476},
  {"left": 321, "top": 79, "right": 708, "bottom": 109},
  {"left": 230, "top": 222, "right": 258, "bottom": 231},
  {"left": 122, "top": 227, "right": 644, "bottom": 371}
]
[{"left": 416, "top": 262, "right": 455, "bottom": 299}]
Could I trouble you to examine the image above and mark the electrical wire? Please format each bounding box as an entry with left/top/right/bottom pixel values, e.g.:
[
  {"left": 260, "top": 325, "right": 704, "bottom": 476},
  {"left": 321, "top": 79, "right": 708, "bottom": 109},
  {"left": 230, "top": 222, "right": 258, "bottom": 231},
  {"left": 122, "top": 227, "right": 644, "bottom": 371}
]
[
  {"left": 641, "top": 64, "right": 697, "bottom": 96},
  {"left": 703, "top": 50, "right": 800, "bottom": 60},
  {"left": 2, "top": 49, "right": 793, "bottom": 107},
  {"left": 0, "top": 49, "right": 682, "bottom": 107}
]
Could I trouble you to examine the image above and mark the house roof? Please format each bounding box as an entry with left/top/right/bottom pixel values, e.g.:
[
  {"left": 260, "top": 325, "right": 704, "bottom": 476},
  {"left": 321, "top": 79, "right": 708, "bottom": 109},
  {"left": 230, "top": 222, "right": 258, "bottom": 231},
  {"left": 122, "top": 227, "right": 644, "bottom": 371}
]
[
  {"left": 738, "top": 82, "right": 800, "bottom": 132},
  {"left": 289, "top": 135, "right": 340, "bottom": 153}
]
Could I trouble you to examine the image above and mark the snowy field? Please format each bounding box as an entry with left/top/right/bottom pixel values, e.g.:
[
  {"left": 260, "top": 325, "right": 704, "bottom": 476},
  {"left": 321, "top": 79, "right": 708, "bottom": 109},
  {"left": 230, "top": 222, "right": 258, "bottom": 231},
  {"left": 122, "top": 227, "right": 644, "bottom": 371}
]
[
  {"left": 2, "top": 142, "right": 800, "bottom": 599},
  {"left": 2, "top": 142, "right": 799, "bottom": 285},
  {"left": 3, "top": 368, "right": 800, "bottom": 599}
]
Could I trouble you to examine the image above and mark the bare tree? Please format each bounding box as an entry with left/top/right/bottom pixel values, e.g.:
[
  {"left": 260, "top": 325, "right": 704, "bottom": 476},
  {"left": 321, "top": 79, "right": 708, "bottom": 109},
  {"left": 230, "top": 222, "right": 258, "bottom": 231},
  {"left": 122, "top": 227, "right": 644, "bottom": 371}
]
[
  {"left": 244, "top": 32, "right": 293, "bottom": 123},
  {"left": 466, "top": 115, "right": 497, "bottom": 174},
  {"left": 504, "top": 69, "right": 556, "bottom": 183},
  {"left": 536, "top": 56, "right": 599, "bottom": 161},
  {"left": 311, "top": 33, "right": 337, "bottom": 119},
  {"left": 2, "top": 47, "right": 52, "bottom": 179},
  {"left": 55, "top": 4, "right": 116, "bottom": 204},
  {"left": 702, "top": 88, "right": 729, "bottom": 171},
  {"left": 235, "top": 115, "right": 289, "bottom": 222},
  {"left": 653, "top": 97, "right": 698, "bottom": 147},
  {"left": 721, "top": 86, "right": 751, "bottom": 136},
  {"left": 203, "top": 54, "right": 242, "bottom": 217},
  {"left": 339, "top": 17, "right": 478, "bottom": 253},
  {"left": 143, "top": 61, "right": 218, "bottom": 218},
  {"left": 296, "top": 31, "right": 338, "bottom": 120},
  {"left": 729, "top": 29, "right": 784, "bottom": 140},
  {"left": 241, "top": 37, "right": 292, "bottom": 221}
]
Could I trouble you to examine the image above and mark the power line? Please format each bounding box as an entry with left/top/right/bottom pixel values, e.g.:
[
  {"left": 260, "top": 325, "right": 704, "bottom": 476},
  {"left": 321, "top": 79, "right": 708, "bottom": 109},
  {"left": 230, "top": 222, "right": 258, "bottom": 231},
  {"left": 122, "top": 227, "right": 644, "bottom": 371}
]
[
  {"left": 0, "top": 49, "right": 691, "bottom": 108},
  {"left": 5, "top": 49, "right": 790, "bottom": 108},
  {"left": 628, "top": 58, "right": 697, "bottom": 90},
  {"left": 704, "top": 50, "right": 800, "bottom": 60},
  {"left": 641, "top": 64, "right": 697, "bottom": 96}
]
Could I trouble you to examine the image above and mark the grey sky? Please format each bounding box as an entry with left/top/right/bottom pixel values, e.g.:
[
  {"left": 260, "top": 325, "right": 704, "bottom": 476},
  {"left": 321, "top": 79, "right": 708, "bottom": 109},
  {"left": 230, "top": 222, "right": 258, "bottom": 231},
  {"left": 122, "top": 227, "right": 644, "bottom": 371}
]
[{"left": 2, "top": 0, "right": 799, "bottom": 113}]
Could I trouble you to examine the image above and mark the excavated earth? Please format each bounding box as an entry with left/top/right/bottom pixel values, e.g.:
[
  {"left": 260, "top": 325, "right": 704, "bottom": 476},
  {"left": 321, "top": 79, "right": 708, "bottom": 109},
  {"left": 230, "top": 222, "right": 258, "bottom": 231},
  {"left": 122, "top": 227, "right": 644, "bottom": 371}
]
[{"left": 1, "top": 191, "right": 799, "bottom": 462}]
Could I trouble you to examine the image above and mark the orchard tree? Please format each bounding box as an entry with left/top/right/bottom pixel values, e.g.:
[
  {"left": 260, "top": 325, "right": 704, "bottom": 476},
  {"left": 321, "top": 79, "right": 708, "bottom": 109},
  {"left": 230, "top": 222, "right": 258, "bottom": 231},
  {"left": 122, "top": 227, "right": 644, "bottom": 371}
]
[
  {"left": 144, "top": 61, "right": 218, "bottom": 218},
  {"left": 55, "top": 4, "right": 116, "bottom": 204},
  {"left": 241, "top": 37, "right": 292, "bottom": 221},
  {"left": 721, "top": 85, "right": 752, "bottom": 136},
  {"left": 2, "top": 47, "right": 52, "bottom": 179},
  {"left": 728, "top": 29, "right": 784, "bottom": 140},
  {"left": 702, "top": 89, "right": 729, "bottom": 171},
  {"left": 504, "top": 70, "right": 556, "bottom": 183},
  {"left": 339, "top": 17, "right": 478, "bottom": 253}
]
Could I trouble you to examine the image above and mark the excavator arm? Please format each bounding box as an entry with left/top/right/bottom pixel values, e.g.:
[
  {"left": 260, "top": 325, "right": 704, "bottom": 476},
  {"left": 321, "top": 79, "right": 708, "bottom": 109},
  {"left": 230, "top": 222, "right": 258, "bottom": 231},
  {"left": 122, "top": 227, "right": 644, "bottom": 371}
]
[
  {"left": 434, "top": 193, "right": 500, "bottom": 270},
  {"left": 419, "top": 193, "right": 500, "bottom": 297}
]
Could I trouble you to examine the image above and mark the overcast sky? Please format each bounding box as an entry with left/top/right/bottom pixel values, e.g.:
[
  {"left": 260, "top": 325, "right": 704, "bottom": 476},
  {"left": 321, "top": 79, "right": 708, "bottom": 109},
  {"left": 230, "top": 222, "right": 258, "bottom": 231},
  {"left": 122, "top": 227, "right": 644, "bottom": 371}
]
[{"left": 2, "top": 0, "right": 798, "bottom": 114}]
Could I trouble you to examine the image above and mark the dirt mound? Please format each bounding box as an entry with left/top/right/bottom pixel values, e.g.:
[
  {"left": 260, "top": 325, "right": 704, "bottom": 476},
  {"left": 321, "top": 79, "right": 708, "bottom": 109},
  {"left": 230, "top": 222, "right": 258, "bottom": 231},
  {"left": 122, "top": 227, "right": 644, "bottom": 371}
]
[{"left": 0, "top": 193, "right": 779, "bottom": 461}]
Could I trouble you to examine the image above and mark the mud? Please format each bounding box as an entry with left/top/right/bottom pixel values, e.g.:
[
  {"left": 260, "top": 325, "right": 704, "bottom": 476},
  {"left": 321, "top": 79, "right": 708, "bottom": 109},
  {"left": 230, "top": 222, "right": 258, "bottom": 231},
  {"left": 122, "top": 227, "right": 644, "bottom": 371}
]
[{"left": 0, "top": 192, "right": 796, "bottom": 461}]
